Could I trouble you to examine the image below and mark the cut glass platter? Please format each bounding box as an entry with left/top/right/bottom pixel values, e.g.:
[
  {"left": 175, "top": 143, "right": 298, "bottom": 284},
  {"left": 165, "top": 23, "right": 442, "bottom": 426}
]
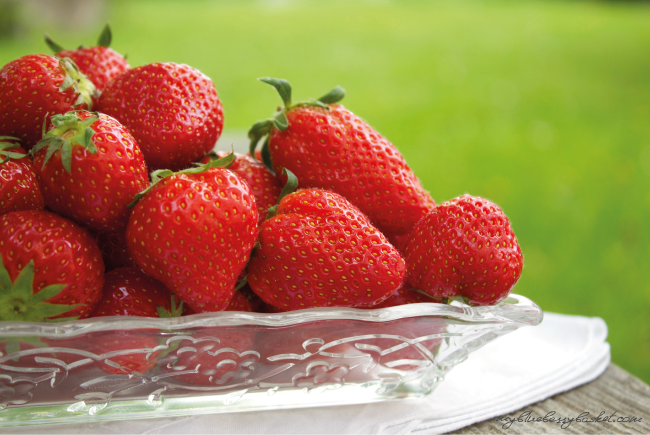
[{"left": 0, "top": 293, "right": 542, "bottom": 427}]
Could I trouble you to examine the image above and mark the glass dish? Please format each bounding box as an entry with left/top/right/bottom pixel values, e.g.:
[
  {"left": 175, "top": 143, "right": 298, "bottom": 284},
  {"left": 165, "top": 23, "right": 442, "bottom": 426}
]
[{"left": 0, "top": 293, "right": 542, "bottom": 427}]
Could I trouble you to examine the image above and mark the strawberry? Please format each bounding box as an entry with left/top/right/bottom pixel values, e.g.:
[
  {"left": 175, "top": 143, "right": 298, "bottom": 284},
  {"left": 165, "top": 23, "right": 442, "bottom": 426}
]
[
  {"left": 126, "top": 155, "right": 259, "bottom": 313},
  {"left": 248, "top": 78, "right": 434, "bottom": 245},
  {"left": 225, "top": 288, "right": 253, "bottom": 312},
  {"left": 183, "top": 286, "right": 253, "bottom": 313},
  {"left": 97, "top": 62, "right": 224, "bottom": 171},
  {"left": 202, "top": 151, "right": 282, "bottom": 226},
  {"left": 370, "top": 285, "right": 441, "bottom": 309},
  {"left": 343, "top": 319, "right": 446, "bottom": 373},
  {"left": 0, "top": 137, "right": 44, "bottom": 216},
  {"left": 45, "top": 329, "right": 162, "bottom": 376},
  {"left": 403, "top": 195, "right": 523, "bottom": 306},
  {"left": 92, "top": 229, "right": 138, "bottom": 272},
  {"left": 0, "top": 338, "right": 55, "bottom": 379},
  {"left": 86, "top": 267, "right": 185, "bottom": 376},
  {"left": 0, "top": 210, "right": 104, "bottom": 321},
  {"left": 154, "top": 330, "right": 257, "bottom": 387},
  {"left": 31, "top": 111, "right": 148, "bottom": 232},
  {"left": 45, "top": 24, "right": 129, "bottom": 93},
  {"left": 0, "top": 54, "right": 97, "bottom": 149},
  {"left": 90, "top": 267, "right": 181, "bottom": 318},
  {"left": 247, "top": 188, "right": 406, "bottom": 310}
]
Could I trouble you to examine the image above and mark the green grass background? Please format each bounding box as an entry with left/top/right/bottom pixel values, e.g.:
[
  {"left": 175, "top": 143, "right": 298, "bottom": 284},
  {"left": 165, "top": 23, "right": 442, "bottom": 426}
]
[{"left": 1, "top": 0, "right": 649, "bottom": 383}]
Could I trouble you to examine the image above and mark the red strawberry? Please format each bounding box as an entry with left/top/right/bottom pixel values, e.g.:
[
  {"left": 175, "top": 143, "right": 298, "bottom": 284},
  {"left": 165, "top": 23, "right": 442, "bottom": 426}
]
[
  {"left": 343, "top": 319, "right": 446, "bottom": 373},
  {"left": 225, "top": 288, "right": 253, "bottom": 312},
  {"left": 90, "top": 267, "right": 180, "bottom": 318},
  {"left": 92, "top": 229, "right": 138, "bottom": 272},
  {"left": 202, "top": 151, "right": 282, "bottom": 226},
  {"left": 93, "top": 333, "right": 160, "bottom": 375},
  {"left": 248, "top": 188, "right": 406, "bottom": 310},
  {"left": 248, "top": 78, "right": 434, "bottom": 244},
  {"left": 32, "top": 111, "right": 149, "bottom": 232},
  {"left": 370, "top": 285, "right": 441, "bottom": 309},
  {"left": 97, "top": 62, "right": 224, "bottom": 171},
  {"left": 45, "top": 24, "right": 129, "bottom": 93},
  {"left": 0, "top": 54, "right": 98, "bottom": 148},
  {"left": 385, "top": 231, "right": 411, "bottom": 254},
  {"left": 0, "top": 137, "right": 44, "bottom": 216},
  {"left": 238, "top": 284, "right": 270, "bottom": 312},
  {"left": 0, "top": 338, "right": 54, "bottom": 381},
  {"left": 126, "top": 156, "right": 259, "bottom": 313},
  {"left": 404, "top": 195, "right": 523, "bottom": 306},
  {"left": 46, "top": 329, "right": 163, "bottom": 376},
  {"left": 154, "top": 330, "right": 257, "bottom": 387},
  {"left": 86, "top": 267, "right": 184, "bottom": 375},
  {"left": 0, "top": 210, "right": 104, "bottom": 321}
]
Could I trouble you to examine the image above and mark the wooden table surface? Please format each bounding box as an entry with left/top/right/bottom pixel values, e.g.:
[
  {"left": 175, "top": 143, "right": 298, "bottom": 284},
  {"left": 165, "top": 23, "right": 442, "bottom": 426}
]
[{"left": 451, "top": 364, "right": 650, "bottom": 434}]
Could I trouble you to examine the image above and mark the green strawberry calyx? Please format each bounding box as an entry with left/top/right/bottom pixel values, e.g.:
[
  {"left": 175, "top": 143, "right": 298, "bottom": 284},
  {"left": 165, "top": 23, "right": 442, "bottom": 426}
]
[
  {"left": 0, "top": 336, "right": 52, "bottom": 361},
  {"left": 441, "top": 295, "right": 471, "bottom": 306},
  {"left": 248, "top": 78, "right": 346, "bottom": 168},
  {"left": 97, "top": 23, "right": 112, "bottom": 47},
  {"left": 0, "top": 137, "right": 27, "bottom": 165},
  {"left": 0, "top": 255, "right": 82, "bottom": 322},
  {"left": 127, "top": 152, "right": 236, "bottom": 208},
  {"left": 45, "top": 23, "right": 113, "bottom": 53},
  {"left": 157, "top": 294, "right": 184, "bottom": 318},
  {"left": 265, "top": 168, "right": 299, "bottom": 219},
  {"left": 31, "top": 111, "right": 100, "bottom": 173},
  {"left": 56, "top": 57, "right": 99, "bottom": 110}
]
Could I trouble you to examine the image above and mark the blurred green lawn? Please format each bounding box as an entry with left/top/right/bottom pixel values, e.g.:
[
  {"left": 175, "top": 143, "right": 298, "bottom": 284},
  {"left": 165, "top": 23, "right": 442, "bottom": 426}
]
[{"left": 1, "top": 0, "right": 649, "bottom": 383}]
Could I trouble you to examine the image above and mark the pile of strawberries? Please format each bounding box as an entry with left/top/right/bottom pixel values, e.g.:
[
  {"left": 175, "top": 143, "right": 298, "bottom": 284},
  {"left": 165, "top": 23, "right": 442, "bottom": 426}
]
[{"left": 0, "top": 26, "right": 524, "bottom": 323}]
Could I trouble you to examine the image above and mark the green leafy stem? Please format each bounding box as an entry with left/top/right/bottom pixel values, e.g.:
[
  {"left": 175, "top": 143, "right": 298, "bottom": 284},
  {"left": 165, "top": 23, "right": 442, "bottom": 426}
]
[
  {"left": 0, "top": 136, "right": 27, "bottom": 165},
  {"left": 127, "top": 152, "right": 236, "bottom": 208},
  {"left": 248, "top": 78, "right": 345, "bottom": 171}
]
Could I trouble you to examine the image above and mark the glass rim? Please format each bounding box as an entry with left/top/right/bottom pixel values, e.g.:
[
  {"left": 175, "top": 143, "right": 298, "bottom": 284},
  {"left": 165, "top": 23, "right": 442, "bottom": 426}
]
[{"left": 0, "top": 294, "right": 542, "bottom": 337}]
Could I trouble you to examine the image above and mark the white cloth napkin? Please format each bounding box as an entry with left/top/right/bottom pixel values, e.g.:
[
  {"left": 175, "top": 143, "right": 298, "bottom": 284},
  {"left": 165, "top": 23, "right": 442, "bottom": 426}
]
[{"left": 11, "top": 312, "right": 610, "bottom": 435}]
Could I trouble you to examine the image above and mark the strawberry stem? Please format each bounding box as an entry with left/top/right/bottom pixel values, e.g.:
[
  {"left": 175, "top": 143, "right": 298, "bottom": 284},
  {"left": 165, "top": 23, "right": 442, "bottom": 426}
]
[
  {"left": 318, "top": 86, "right": 346, "bottom": 104},
  {"left": 249, "top": 78, "right": 345, "bottom": 163},
  {"left": 235, "top": 276, "right": 248, "bottom": 290},
  {"left": 260, "top": 136, "right": 273, "bottom": 172},
  {"left": 248, "top": 119, "right": 273, "bottom": 161},
  {"left": 56, "top": 57, "right": 99, "bottom": 110},
  {"left": 157, "top": 294, "right": 184, "bottom": 318},
  {"left": 44, "top": 34, "right": 65, "bottom": 53},
  {"left": 32, "top": 112, "right": 99, "bottom": 173},
  {"left": 127, "top": 152, "right": 236, "bottom": 208},
  {"left": 258, "top": 77, "right": 292, "bottom": 109},
  {"left": 0, "top": 137, "right": 26, "bottom": 165},
  {"left": 266, "top": 168, "right": 298, "bottom": 219},
  {"left": 97, "top": 23, "right": 112, "bottom": 47}
]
